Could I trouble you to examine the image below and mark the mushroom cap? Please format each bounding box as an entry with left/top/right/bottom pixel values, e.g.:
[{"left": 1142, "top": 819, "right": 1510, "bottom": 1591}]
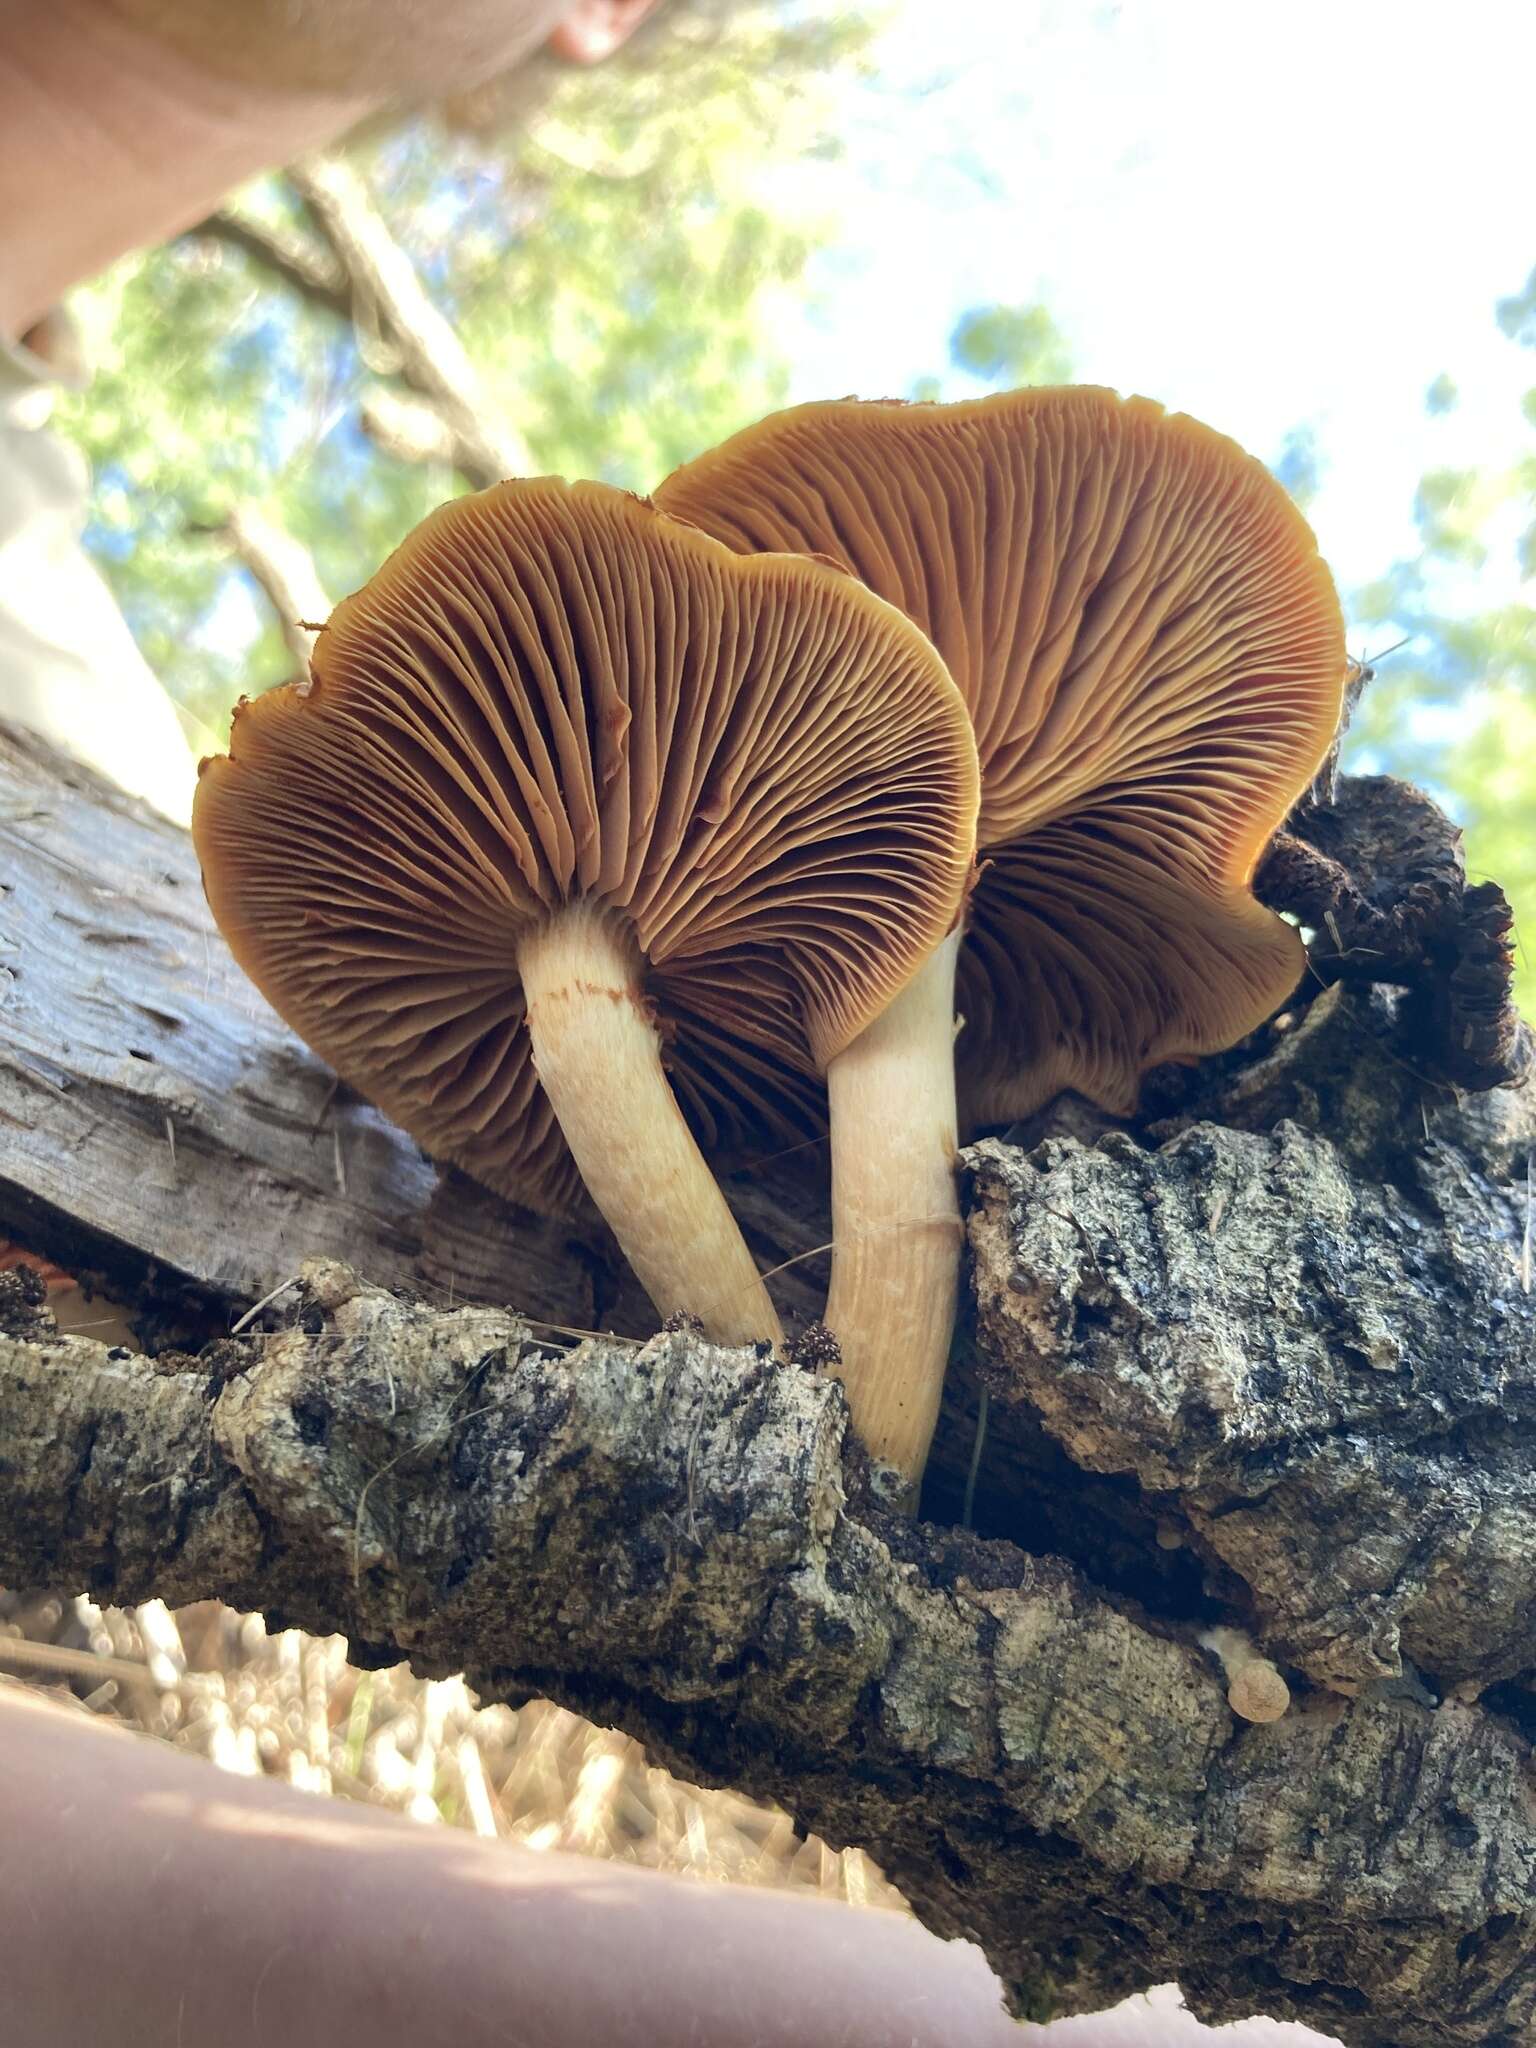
[
  {"left": 1228, "top": 1660, "right": 1291, "bottom": 1724},
  {"left": 193, "top": 479, "right": 978, "bottom": 1211},
  {"left": 656, "top": 387, "right": 1347, "bottom": 1122}
]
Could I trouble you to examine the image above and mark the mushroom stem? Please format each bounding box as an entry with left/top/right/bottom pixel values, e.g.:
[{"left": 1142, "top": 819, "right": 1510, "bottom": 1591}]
[
  {"left": 518, "top": 905, "right": 783, "bottom": 1348},
  {"left": 823, "top": 925, "right": 964, "bottom": 1496}
]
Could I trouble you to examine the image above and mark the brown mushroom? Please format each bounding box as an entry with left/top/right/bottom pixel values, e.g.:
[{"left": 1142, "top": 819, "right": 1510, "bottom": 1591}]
[
  {"left": 192, "top": 479, "right": 977, "bottom": 1352},
  {"left": 1200, "top": 1626, "right": 1292, "bottom": 1724},
  {"left": 658, "top": 386, "right": 1346, "bottom": 1479}
]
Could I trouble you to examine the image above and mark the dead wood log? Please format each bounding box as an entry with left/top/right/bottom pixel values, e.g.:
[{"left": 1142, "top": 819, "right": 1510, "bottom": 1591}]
[
  {"left": 2, "top": 718, "right": 1534, "bottom": 2044},
  {"left": 2, "top": 1262, "right": 1535, "bottom": 2045}
]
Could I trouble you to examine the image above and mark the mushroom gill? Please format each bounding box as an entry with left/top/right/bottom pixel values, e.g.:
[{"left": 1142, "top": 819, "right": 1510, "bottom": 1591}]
[
  {"left": 194, "top": 478, "right": 978, "bottom": 1350},
  {"left": 658, "top": 387, "right": 1346, "bottom": 1481}
]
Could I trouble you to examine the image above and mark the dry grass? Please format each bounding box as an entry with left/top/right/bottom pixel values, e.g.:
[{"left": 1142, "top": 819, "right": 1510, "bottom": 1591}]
[{"left": 0, "top": 1590, "right": 904, "bottom": 1909}]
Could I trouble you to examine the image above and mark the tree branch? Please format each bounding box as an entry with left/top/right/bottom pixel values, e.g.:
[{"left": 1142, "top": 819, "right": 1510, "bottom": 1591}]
[
  {"left": 4, "top": 719, "right": 1536, "bottom": 2043},
  {"left": 194, "top": 207, "right": 352, "bottom": 324},
  {"left": 285, "top": 155, "right": 530, "bottom": 489},
  {"left": 2, "top": 1258, "right": 1534, "bottom": 2047},
  {"left": 195, "top": 165, "right": 531, "bottom": 492},
  {"left": 358, "top": 383, "right": 458, "bottom": 469},
  {"left": 189, "top": 506, "right": 334, "bottom": 679}
]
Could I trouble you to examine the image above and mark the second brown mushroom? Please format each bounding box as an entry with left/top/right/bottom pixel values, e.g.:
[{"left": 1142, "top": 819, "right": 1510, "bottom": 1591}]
[
  {"left": 659, "top": 386, "right": 1348, "bottom": 1485},
  {"left": 193, "top": 479, "right": 978, "bottom": 1351}
]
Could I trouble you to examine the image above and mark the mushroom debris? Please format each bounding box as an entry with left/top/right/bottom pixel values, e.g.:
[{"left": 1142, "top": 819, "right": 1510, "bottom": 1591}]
[
  {"left": 658, "top": 387, "right": 1347, "bottom": 1485},
  {"left": 193, "top": 479, "right": 978, "bottom": 1349},
  {"left": 1199, "top": 1627, "right": 1292, "bottom": 1725}
]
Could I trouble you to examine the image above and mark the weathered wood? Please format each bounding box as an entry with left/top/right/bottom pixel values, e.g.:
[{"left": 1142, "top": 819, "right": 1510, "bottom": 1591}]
[{"left": 0, "top": 720, "right": 827, "bottom": 1340}]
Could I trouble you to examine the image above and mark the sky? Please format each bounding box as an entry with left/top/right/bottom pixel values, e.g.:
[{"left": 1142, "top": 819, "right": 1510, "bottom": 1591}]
[
  {"left": 772, "top": 0, "right": 1536, "bottom": 630},
  {"left": 154, "top": 0, "right": 1536, "bottom": 700}
]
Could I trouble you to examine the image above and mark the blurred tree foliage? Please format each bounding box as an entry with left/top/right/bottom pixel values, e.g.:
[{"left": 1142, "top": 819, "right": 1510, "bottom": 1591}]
[
  {"left": 1347, "top": 263, "right": 1536, "bottom": 1008},
  {"left": 911, "top": 299, "right": 1071, "bottom": 403},
  {"left": 55, "top": 0, "right": 1534, "bottom": 1023},
  {"left": 58, "top": 2, "right": 876, "bottom": 742},
  {"left": 946, "top": 302, "right": 1072, "bottom": 388}
]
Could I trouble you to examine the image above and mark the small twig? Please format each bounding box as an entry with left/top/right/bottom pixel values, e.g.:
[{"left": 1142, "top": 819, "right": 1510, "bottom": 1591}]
[
  {"left": 309, "top": 1074, "right": 341, "bottom": 1139},
  {"left": 190, "top": 504, "right": 333, "bottom": 682},
  {"left": 231, "top": 1275, "right": 302, "bottom": 1335},
  {"left": 961, "top": 1388, "right": 989, "bottom": 1533},
  {"left": 1037, "top": 1205, "right": 1105, "bottom": 1277},
  {"left": 734, "top": 1132, "right": 831, "bottom": 1174},
  {"left": 753, "top": 1240, "right": 835, "bottom": 1286},
  {"left": 0, "top": 1635, "right": 179, "bottom": 1691},
  {"left": 522, "top": 1315, "right": 639, "bottom": 1347}
]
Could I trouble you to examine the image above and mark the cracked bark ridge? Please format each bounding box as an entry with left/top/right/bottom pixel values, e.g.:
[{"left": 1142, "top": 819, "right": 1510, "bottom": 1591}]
[
  {"left": 2, "top": 1259, "right": 1536, "bottom": 2046},
  {"left": 1255, "top": 773, "right": 1530, "bottom": 1092},
  {"left": 968, "top": 979, "right": 1536, "bottom": 1699}
]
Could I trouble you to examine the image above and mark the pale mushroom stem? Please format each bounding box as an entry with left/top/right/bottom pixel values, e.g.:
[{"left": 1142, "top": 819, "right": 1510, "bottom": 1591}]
[
  {"left": 823, "top": 925, "right": 964, "bottom": 1497},
  {"left": 518, "top": 903, "right": 784, "bottom": 1348}
]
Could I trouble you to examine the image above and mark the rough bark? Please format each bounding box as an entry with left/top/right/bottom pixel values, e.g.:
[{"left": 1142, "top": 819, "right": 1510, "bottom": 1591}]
[
  {"left": 2, "top": 721, "right": 1534, "bottom": 2045},
  {"left": 967, "top": 982, "right": 1536, "bottom": 1696},
  {"left": 1255, "top": 775, "right": 1528, "bottom": 1092},
  {"left": 3, "top": 1263, "right": 1535, "bottom": 2047}
]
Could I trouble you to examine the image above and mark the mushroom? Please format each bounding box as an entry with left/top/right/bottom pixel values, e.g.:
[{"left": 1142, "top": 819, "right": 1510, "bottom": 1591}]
[
  {"left": 1199, "top": 1626, "right": 1292, "bottom": 1724},
  {"left": 192, "top": 479, "right": 978, "bottom": 1351},
  {"left": 658, "top": 386, "right": 1346, "bottom": 1481}
]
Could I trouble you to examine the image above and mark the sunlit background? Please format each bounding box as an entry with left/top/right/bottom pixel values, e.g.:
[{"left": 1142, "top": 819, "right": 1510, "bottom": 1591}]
[{"left": 62, "top": 0, "right": 1535, "bottom": 1005}]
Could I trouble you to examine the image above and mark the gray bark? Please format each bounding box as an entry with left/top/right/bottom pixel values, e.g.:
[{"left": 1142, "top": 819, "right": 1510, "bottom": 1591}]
[
  {"left": 2, "top": 718, "right": 1534, "bottom": 2045},
  {"left": 968, "top": 985, "right": 1536, "bottom": 1700}
]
